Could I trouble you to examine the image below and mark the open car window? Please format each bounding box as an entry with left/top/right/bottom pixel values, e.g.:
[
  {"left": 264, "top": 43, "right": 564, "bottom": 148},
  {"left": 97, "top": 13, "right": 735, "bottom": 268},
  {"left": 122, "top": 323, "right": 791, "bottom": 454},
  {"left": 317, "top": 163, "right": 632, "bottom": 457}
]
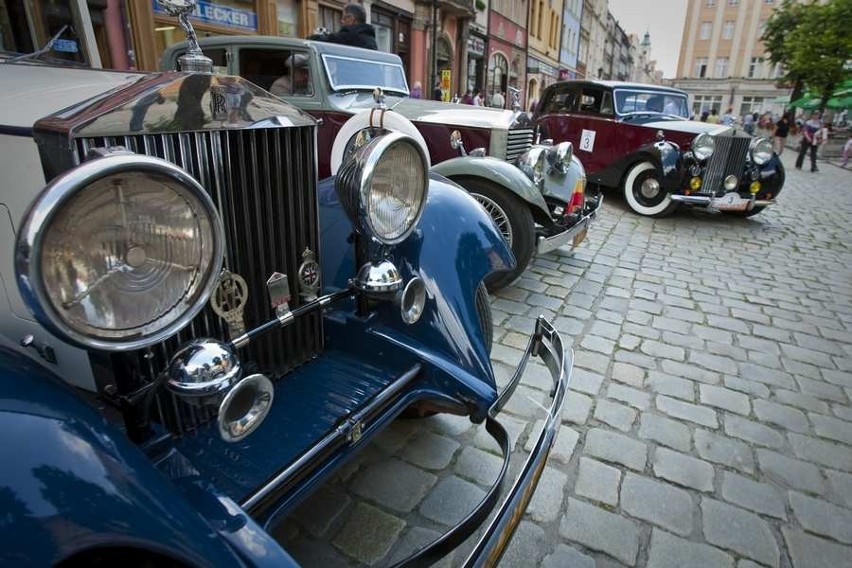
[
  {"left": 543, "top": 90, "right": 577, "bottom": 114},
  {"left": 321, "top": 54, "right": 408, "bottom": 95},
  {"left": 240, "top": 48, "right": 314, "bottom": 96},
  {"left": 578, "top": 89, "right": 606, "bottom": 114},
  {"left": 614, "top": 89, "right": 689, "bottom": 118}
]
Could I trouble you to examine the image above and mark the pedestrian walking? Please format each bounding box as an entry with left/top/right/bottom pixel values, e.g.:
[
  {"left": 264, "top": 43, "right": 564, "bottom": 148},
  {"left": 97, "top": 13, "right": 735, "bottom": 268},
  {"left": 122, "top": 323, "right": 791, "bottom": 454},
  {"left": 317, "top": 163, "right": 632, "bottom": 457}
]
[
  {"left": 433, "top": 81, "right": 442, "bottom": 101},
  {"left": 841, "top": 137, "right": 851, "bottom": 168},
  {"left": 473, "top": 89, "right": 483, "bottom": 106},
  {"left": 490, "top": 91, "right": 505, "bottom": 109},
  {"left": 410, "top": 81, "right": 422, "bottom": 99},
  {"left": 721, "top": 107, "right": 735, "bottom": 126},
  {"left": 461, "top": 89, "right": 474, "bottom": 104},
  {"left": 795, "top": 110, "right": 823, "bottom": 172},
  {"left": 743, "top": 112, "right": 755, "bottom": 135},
  {"left": 772, "top": 114, "right": 790, "bottom": 156}
]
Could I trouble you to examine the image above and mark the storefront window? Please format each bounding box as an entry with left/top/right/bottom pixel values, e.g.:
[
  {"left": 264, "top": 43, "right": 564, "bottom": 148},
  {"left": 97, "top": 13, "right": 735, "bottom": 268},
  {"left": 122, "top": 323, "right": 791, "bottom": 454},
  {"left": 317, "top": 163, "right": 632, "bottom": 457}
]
[
  {"left": 276, "top": 0, "right": 296, "bottom": 37},
  {"left": 372, "top": 10, "right": 393, "bottom": 53},
  {"left": 488, "top": 52, "right": 508, "bottom": 101},
  {"left": 318, "top": 5, "right": 341, "bottom": 33}
]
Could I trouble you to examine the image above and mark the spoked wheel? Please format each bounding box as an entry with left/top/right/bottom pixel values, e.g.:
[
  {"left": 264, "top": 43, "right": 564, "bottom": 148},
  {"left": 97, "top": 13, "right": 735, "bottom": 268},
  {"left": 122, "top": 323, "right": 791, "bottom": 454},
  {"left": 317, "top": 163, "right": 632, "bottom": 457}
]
[
  {"left": 622, "top": 161, "right": 677, "bottom": 217},
  {"left": 458, "top": 178, "right": 534, "bottom": 292}
]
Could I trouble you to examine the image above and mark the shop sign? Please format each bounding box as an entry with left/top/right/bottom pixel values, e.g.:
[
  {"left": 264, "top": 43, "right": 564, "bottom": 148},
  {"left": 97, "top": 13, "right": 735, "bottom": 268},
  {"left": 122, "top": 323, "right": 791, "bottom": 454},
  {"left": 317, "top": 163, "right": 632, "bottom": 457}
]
[
  {"left": 54, "top": 39, "right": 79, "bottom": 53},
  {"left": 468, "top": 36, "right": 485, "bottom": 57},
  {"left": 153, "top": 0, "right": 258, "bottom": 31},
  {"left": 527, "top": 56, "right": 556, "bottom": 77},
  {"left": 441, "top": 69, "right": 452, "bottom": 102}
]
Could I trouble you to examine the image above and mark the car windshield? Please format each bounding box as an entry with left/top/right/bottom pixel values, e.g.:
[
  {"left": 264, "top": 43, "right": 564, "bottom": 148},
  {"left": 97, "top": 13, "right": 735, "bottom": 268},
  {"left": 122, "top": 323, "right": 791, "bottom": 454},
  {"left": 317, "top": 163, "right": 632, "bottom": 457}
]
[
  {"left": 321, "top": 54, "right": 408, "bottom": 95},
  {"left": 614, "top": 89, "right": 689, "bottom": 118}
]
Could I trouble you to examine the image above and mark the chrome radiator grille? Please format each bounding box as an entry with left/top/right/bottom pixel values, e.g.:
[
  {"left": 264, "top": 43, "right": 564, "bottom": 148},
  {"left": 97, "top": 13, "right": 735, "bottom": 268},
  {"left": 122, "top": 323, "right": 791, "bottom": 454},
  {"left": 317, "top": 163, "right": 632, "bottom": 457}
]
[
  {"left": 76, "top": 127, "right": 322, "bottom": 435},
  {"left": 703, "top": 135, "right": 750, "bottom": 194},
  {"left": 506, "top": 128, "right": 535, "bottom": 162}
]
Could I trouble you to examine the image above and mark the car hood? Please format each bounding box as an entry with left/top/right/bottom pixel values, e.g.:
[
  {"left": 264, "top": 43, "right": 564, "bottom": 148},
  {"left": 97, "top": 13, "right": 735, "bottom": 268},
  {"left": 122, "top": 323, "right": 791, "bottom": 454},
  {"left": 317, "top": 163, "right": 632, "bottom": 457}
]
[
  {"left": 328, "top": 92, "right": 523, "bottom": 129},
  {"left": 0, "top": 63, "right": 141, "bottom": 128},
  {"left": 633, "top": 118, "right": 731, "bottom": 136}
]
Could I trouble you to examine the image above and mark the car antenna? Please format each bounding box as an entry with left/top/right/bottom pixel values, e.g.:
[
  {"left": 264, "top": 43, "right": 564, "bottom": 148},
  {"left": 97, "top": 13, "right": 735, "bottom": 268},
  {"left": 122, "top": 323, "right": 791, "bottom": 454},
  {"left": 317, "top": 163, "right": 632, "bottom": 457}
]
[{"left": 3, "top": 24, "right": 70, "bottom": 64}]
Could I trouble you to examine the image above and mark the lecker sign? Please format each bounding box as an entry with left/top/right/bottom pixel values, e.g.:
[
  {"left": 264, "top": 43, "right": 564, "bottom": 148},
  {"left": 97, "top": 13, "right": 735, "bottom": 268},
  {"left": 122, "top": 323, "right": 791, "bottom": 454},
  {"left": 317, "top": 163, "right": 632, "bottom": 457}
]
[{"left": 153, "top": 0, "right": 257, "bottom": 31}]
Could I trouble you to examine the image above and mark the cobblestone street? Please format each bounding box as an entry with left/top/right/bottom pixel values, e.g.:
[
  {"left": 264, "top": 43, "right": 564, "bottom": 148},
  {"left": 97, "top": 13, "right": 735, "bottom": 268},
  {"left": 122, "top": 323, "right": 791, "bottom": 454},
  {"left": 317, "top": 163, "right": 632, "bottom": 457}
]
[{"left": 277, "top": 152, "right": 852, "bottom": 567}]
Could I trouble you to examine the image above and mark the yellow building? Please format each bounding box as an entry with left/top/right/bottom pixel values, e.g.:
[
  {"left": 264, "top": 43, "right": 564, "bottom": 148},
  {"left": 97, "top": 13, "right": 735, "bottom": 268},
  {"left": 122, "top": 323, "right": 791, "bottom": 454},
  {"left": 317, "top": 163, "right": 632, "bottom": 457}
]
[
  {"left": 526, "top": 0, "right": 563, "bottom": 107},
  {"left": 673, "top": 0, "right": 788, "bottom": 119}
]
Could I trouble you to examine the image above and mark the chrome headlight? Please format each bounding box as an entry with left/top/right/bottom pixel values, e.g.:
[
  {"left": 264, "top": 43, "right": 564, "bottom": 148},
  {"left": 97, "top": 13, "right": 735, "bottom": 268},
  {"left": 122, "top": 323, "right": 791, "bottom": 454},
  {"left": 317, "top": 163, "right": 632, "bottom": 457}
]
[
  {"left": 518, "top": 147, "right": 547, "bottom": 185},
  {"left": 546, "top": 141, "right": 573, "bottom": 173},
  {"left": 16, "top": 154, "right": 224, "bottom": 351},
  {"left": 750, "top": 137, "right": 773, "bottom": 165},
  {"left": 692, "top": 132, "right": 715, "bottom": 161},
  {"left": 336, "top": 130, "right": 428, "bottom": 245}
]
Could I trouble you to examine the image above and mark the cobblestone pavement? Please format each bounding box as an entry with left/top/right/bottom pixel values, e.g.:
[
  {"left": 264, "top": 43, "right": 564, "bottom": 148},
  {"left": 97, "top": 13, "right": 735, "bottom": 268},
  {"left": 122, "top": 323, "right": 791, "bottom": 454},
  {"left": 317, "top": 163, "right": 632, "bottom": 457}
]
[{"left": 275, "top": 153, "right": 852, "bottom": 567}]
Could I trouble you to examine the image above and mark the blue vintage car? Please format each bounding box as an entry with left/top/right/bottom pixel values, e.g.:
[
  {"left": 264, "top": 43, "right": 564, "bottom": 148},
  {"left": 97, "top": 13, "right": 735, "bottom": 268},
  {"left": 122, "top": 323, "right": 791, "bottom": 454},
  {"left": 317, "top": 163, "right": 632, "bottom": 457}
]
[{"left": 0, "top": 7, "right": 570, "bottom": 567}]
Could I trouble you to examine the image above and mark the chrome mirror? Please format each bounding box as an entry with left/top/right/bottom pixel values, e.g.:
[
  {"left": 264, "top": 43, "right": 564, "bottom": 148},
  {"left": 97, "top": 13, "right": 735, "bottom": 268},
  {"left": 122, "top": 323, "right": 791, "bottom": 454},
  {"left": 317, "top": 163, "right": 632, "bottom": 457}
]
[{"left": 158, "top": 0, "right": 213, "bottom": 73}]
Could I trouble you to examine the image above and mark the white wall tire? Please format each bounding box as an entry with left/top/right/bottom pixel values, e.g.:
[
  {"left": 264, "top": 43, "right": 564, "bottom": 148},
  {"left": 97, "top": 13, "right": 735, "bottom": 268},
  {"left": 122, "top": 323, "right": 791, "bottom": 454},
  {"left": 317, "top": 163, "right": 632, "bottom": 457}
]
[
  {"left": 330, "top": 109, "right": 431, "bottom": 175},
  {"left": 622, "top": 161, "right": 676, "bottom": 217}
]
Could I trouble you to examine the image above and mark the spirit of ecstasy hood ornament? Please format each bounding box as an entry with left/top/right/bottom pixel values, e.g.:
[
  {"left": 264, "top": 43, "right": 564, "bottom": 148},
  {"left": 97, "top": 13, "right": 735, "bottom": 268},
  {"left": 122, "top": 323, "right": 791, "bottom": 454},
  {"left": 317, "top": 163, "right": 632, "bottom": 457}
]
[{"left": 159, "top": 0, "right": 213, "bottom": 73}]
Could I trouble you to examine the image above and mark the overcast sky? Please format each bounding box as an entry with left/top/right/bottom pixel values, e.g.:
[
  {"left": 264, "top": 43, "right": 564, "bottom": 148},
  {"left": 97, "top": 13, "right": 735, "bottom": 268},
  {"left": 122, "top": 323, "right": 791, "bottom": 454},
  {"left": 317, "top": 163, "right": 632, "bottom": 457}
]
[{"left": 607, "top": 0, "right": 689, "bottom": 79}]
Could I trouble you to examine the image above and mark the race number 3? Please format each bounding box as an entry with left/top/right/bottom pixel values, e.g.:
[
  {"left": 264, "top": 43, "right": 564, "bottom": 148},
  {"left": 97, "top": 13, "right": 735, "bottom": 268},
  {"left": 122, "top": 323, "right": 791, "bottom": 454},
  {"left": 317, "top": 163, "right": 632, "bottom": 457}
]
[{"left": 580, "top": 129, "right": 596, "bottom": 152}]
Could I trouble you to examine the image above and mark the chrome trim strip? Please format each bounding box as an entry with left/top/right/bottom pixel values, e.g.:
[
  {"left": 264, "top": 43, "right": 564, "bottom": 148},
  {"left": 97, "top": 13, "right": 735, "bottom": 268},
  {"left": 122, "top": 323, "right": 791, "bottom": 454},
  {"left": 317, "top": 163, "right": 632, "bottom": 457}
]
[{"left": 463, "top": 317, "right": 570, "bottom": 567}]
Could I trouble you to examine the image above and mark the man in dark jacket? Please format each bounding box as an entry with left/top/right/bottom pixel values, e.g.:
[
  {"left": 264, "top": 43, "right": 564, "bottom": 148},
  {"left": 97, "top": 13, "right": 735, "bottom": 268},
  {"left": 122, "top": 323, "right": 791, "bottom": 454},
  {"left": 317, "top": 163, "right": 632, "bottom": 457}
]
[{"left": 309, "top": 4, "right": 377, "bottom": 50}]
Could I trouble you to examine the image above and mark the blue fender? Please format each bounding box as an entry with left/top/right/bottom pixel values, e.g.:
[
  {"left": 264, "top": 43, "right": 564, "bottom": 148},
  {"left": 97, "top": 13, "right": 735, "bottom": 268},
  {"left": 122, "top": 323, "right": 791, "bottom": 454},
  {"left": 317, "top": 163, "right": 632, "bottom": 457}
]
[
  {"left": 430, "top": 156, "right": 552, "bottom": 221},
  {"left": 317, "top": 174, "right": 515, "bottom": 417},
  {"left": 0, "top": 344, "right": 297, "bottom": 567}
]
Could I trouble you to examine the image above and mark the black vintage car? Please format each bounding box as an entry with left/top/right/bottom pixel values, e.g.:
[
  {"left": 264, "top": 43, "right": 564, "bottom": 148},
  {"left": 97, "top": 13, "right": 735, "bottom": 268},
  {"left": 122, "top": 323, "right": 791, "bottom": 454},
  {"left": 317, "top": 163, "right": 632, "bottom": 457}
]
[{"left": 533, "top": 80, "right": 785, "bottom": 218}]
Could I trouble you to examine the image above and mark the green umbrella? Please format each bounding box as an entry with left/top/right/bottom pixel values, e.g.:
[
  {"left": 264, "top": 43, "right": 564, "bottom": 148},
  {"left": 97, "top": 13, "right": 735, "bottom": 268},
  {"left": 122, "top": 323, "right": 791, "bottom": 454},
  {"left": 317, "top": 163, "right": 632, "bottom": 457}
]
[
  {"left": 790, "top": 93, "right": 821, "bottom": 109},
  {"left": 826, "top": 94, "right": 852, "bottom": 109}
]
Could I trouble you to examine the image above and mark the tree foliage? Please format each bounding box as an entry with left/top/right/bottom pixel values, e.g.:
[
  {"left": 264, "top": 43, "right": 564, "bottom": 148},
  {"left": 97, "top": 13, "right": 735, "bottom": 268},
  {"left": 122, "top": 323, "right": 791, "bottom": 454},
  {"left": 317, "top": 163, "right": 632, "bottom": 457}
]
[{"left": 761, "top": 0, "right": 852, "bottom": 113}]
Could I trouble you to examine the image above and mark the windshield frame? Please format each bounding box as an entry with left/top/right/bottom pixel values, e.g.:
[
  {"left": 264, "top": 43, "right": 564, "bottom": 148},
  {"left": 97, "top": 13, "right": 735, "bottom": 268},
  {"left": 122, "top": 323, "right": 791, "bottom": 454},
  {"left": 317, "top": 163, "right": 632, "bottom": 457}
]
[
  {"left": 613, "top": 87, "right": 689, "bottom": 119},
  {"left": 320, "top": 53, "right": 409, "bottom": 96}
]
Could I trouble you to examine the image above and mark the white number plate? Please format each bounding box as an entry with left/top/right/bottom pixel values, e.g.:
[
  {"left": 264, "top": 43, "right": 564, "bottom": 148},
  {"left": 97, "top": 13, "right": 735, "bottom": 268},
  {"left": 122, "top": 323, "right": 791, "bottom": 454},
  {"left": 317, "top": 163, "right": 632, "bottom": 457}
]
[{"left": 712, "top": 192, "right": 749, "bottom": 212}]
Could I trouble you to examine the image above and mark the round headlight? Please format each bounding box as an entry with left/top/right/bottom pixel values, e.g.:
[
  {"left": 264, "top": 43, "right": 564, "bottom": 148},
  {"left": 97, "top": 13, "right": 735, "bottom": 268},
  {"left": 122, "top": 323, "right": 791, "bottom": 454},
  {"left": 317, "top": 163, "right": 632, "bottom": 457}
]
[
  {"left": 16, "top": 154, "right": 224, "bottom": 351},
  {"left": 692, "top": 132, "right": 715, "bottom": 161},
  {"left": 750, "top": 137, "right": 773, "bottom": 165},
  {"left": 336, "top": 130, "right": 428, "bottom": 245},
  {"left": 519, "top": 147, "right": 547, "bottom": 185},
  {"left": 547, "top": 141, "right": 573, "bottom": 173}
]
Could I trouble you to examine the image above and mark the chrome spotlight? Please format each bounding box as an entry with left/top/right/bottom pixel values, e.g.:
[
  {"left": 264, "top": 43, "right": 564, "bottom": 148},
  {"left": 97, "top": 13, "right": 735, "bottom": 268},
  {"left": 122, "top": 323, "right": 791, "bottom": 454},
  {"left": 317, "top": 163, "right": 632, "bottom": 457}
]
[
  {"left": 354, "top": 259, "right": 403, "bottom": 298},
  {"left": 167, "top": 338, "right": 274, "bottom": 442}
]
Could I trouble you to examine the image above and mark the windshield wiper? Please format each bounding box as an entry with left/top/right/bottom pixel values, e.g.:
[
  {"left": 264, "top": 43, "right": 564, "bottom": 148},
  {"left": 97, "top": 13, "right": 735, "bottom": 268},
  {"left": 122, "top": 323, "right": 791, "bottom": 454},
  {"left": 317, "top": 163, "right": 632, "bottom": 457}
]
[{"left": 3, "top": 25, "right": 70, "bottom": 65}]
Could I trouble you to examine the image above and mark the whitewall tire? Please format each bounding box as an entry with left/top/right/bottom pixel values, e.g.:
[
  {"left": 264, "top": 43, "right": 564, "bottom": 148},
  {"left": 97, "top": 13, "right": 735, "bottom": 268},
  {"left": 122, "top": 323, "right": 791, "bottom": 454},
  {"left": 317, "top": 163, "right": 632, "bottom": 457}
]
[{"left": 622, "top": 161, "right": 676, "bottom": 217}]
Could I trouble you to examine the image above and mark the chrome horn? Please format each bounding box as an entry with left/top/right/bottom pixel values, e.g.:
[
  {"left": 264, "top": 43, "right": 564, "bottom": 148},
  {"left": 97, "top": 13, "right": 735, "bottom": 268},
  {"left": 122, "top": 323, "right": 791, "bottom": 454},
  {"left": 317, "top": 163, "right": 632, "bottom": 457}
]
[{"left": 166, "top": 338, "right": 274, "bottom": 442}]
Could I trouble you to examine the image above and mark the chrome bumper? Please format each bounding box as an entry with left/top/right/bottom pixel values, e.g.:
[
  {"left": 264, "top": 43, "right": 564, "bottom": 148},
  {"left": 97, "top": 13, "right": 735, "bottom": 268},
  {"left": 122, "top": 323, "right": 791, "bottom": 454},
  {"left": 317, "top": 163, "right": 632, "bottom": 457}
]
[
  {"left": 395, "top": 316, "right": 571, "bottom": 567},
  {"left": 464, "top": 316, "right": 570, "bottom": 567},
  {"left": 670, "top": 194, "right": 777, "bottom": 209},
  {"left": 537, "top": 195, "right": 603, "bottom": 255}
]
